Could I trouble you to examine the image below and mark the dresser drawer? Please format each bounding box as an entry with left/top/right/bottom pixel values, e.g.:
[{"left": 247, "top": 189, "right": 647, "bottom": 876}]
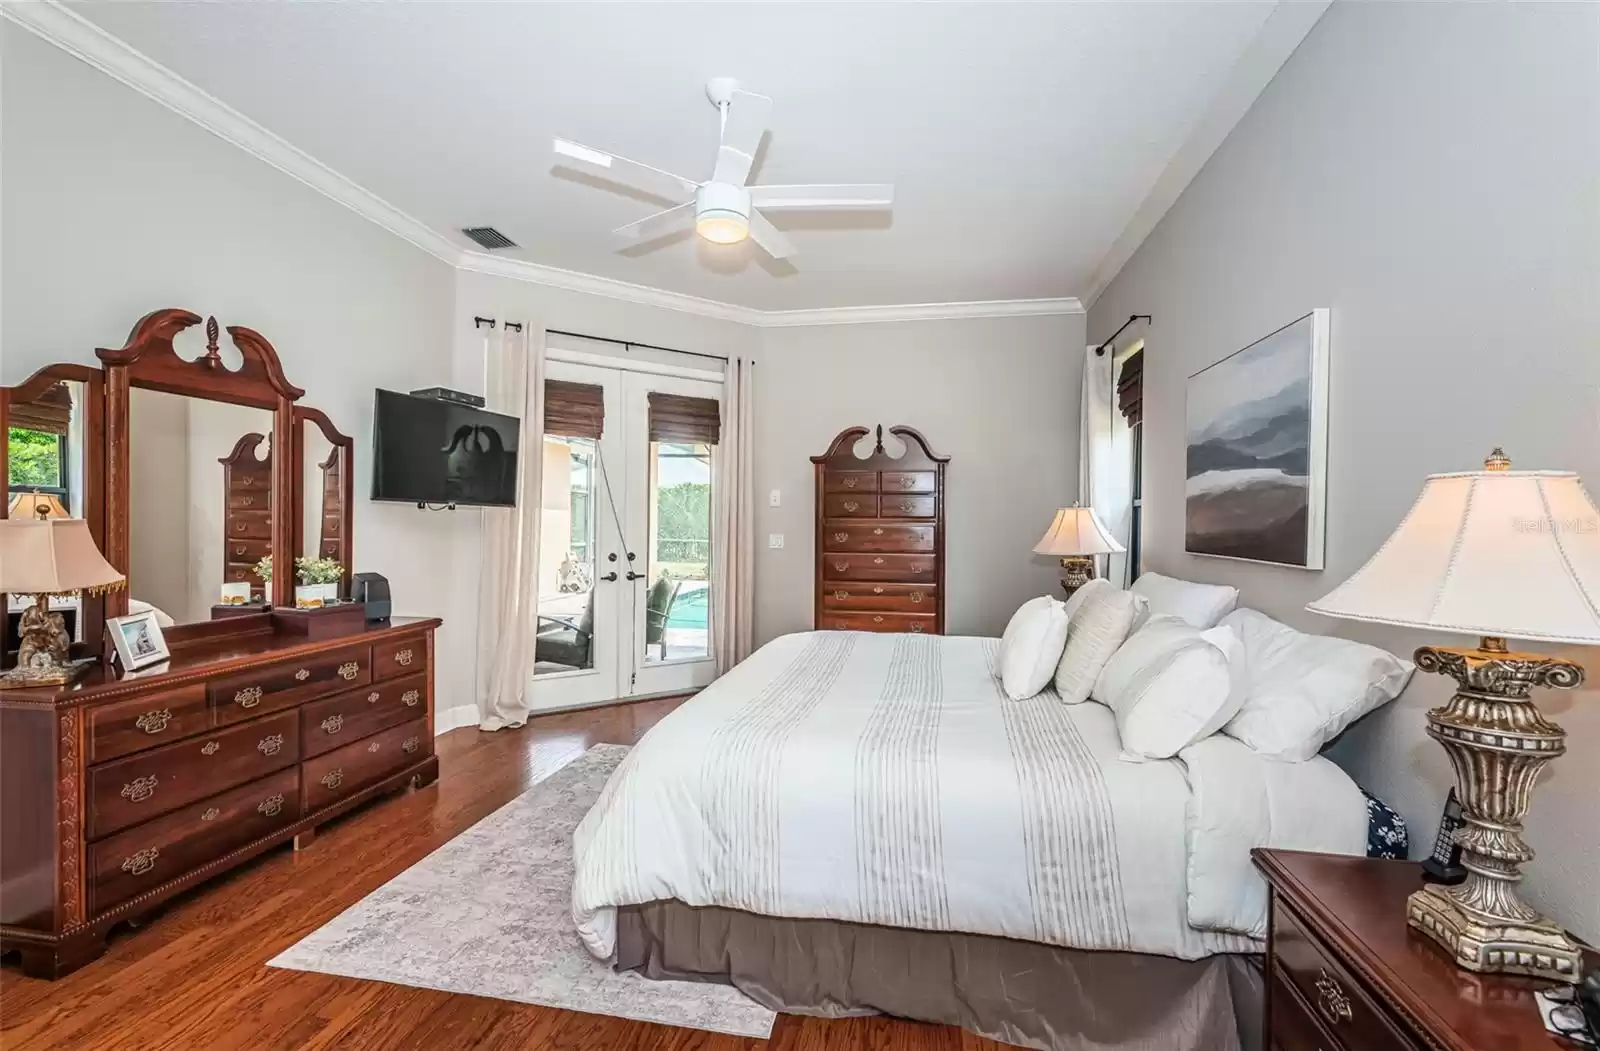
[
  {"left": 226, "top": 509, "right": 273, "bottom": 540},
  {"left": 874, "top": 493, "right": 936, "bottom": 519},
  {"left": 824, "top": 471, "right": 878, "bottom": 493},
  {"left": 823, "top": 494, "right": 878, "bottom": 518},
  {"left": 209, "top": 643, "right": 371, "bottom": 727},
  {"left": 230, "top": 469, "right": 270, "bottom": 493},
  {"left": 88, "top": 767, "right": 300, "bottom": 913},
  {"left": 823, "top": 521, "right": 935, "bottom": 553},
  {"left": 818, "top": 612, "right": 937, "bottom": 634},
  {"left": 223, "top": 563, "right": 263, "bottom": 587},
  {"left": 823, "top": 553, "right": 937, "bottom": 583},
  {"left": 87, "top": 710, "right": 299, "bottom": 840},
  {"left": 1273, "top": 904, "right": 1409, "bottom": 1051},
  {"left": 1270, "top": 973, "right": 1345, "bottom": 1051},
  {"left": 880, "top": 470, "right": 936, "bottom": 494},
  {"left": 227, "top": 489, "right": 269, "bottom": 511},
  {"left": 224, "top": 538, "right": 272, "bottom": 563},
  {"left": 302, "top": 718, "right": 431, "bottom": 812},
  {"left": 822, "top": 583, "right": 938, "bottom": 613},
  {"left": 87, "top": 685, "right": 211, "bottom": 765},
  {"left": 371, "top": 634, "right": 427, "bottom": 682},
  {"left": 300, "top": 674, "right": 427, "bottom": 758}
]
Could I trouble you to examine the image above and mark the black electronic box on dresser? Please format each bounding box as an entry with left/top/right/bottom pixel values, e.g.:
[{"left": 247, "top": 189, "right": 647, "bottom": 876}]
[
  {"left": 0, "top": 308, "right": 439, "bottom": 979},
  {"left": 811, "top": 425, "right": 949, "bottom": 635}
]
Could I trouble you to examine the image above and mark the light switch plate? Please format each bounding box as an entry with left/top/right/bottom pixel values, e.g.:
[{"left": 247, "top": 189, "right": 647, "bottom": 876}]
[
  {"left": 768, "top": 533, "right": 785, "bottom": 549},
  {"left": 769, "top": 489, "right": 781, "bottom": 507}
]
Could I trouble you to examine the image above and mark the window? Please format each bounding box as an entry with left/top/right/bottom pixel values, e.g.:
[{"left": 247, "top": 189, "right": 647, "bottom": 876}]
[{"left": 7, "top": 426, "right": 70, "bottom": 501}]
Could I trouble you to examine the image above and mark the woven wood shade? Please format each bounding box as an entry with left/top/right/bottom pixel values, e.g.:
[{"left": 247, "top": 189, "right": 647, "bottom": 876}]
[
  {"left": 544, "top": 380, "right": 604, "bottom": 440},
  {"left": 8, "top": 382, "right": 72, "bottom": 436},
  {"left": 648, "top": 392, "right": 720, "bottom": 445},
  {"left": 1116, "top": 351, "right": 1143, "bottom": 428}
]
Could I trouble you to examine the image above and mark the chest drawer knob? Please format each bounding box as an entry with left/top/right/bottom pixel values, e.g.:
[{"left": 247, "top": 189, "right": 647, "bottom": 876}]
[
  {"left": 842, "top": 478, "right": 858, "bottom": 489},
  {"left": 1314, "top": 970, "right": 1353, "bottom": 1025},
  {"left": 234, "top": 545, "right": 248, "bottom": 556},
  {"left": 234, "top": 523, "right": 247, "bottom": 533},
  {"left": 833, "top": 590, "right": 850, "bottom": 600},
  {"left": 833, "top": 561, "right": 849, "bottom": 572},
  {"left": 257, "top": 733, "right": 285, "bottom": 756},
  {"left": 201, "top": 741, "right": 220, "bottom": 756},
  {"left": 320, "top": 769, "right": 344, "bottom": 790},
  {"left": 121, "top": 847, "right": 159, "bottom": 876},
  {"left": 135, "top": 709, "right": 172, "bottom": 734},
  {"left": 843, "top": 501, "right": 859, "bottom": 512},
  {"left": 873, "top": 557, "right": 885, "bottom": 565},
  {"left": 872, "top": 587, "right": 884, "bottom": 594},
  {"left": 910, "top": 592, "right": 924, "bottom": 603},
  {"left": 367, "top": 691, "right": 381, "bottom": 703},
  {"left": 258, "top": 794, "right": 284, "bottom": 817},
  {"left": 320, "top": 714, "right": 344, "bottom": 735},
  {"left": 367, "top": 741, "right": 382, "bottom": 754},
  {"left": 833, "top": 532, "right": 849, "bottom": 543},
  {"left": 395, "top": 649, "right": 415, "bottom": 667},
  {"left": 872, "top": 615, "right": 884, "bottom": 624},
  {"left": 402, "top": 689, "right": 421, "bottom": 707},
  {"left": 402, "top": 736, "right": 420, "bottom": 755},
  {"left": 873, "top": 528, "right": 884, "bottom": 536},
  {"left": 294, "top": 668, "right": 311, "bottom": 682},
  {"left": 337, "top": 661, "right": 361, "bottom": 680},
  {"left": 235, "top": 685, "right": 263, "bottom": 708},
  {"left": 200, "top": 807, "right": 220, "bottom": 822},
  {"left": 901, "top": 478, "right": 916, "bottom": 489},
  {"left": 120, "top": 775, "right": 158, "bottom": 803},
  {"left": 240, "top": 477, "right": 253, "bottom": 487},
  {"left": 910, "top": 623, "right": 925, "bottom": 633}
]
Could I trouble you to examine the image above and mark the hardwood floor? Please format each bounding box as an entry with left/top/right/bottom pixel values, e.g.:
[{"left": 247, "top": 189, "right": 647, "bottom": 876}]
[{"left": 0, "top": 696, "right": 1009, "bottom": 1051}]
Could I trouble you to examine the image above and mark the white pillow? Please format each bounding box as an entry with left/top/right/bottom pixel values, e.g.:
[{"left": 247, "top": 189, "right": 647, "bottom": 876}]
[
  {"left": 1053, "top": 580, "right": 1143, "bottom": 704},
  {"left": 1129, "top": 572, "right": 1240, "bottom": 629},
  {"left": 1093, "top": 616, "right": 1246, "bottom": 760},
  {"left": 1220, "top": 608, "right": 1415, "bottom": 762},
  {"left": 997, "top": 596, "right": 1070, "bottom": 700}
]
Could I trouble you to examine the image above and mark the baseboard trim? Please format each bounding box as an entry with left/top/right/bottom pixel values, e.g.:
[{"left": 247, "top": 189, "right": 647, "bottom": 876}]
[{"left": 434, "top": 703, "right": 481, "bottom": 736}]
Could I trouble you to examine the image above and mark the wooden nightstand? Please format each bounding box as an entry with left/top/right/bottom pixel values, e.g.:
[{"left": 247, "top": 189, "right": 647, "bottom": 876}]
[{"left": 1253, "top": 849, "right": 1594, "bottom": 1051}]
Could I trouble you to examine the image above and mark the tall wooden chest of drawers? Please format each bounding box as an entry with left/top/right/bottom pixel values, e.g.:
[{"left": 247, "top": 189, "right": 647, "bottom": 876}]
[
  {"left": 0, "top": 614, "right": 441, "bottom": 979},
  {"left": 812, "top": 425, "right": 949, "bottom": 635},
  {"left": 219, "top": 432, "right": 273, "bottom": 600}
]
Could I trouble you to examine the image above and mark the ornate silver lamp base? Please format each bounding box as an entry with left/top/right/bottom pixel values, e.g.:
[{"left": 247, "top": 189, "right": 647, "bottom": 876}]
[{"left": 1408, "top": 637, "right": 1584, "bottom": 984}]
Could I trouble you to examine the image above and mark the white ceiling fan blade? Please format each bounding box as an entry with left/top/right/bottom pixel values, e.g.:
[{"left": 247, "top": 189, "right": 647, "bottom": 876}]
[
  {"left": 613, "top": 202, "right": 696, "bottom": 243},
  {"left": 553, "top": 138, "right": 698, "bottom": 201},
  {"left": 710, "top": 90, "right": 772, "bottom": 186},
  {"left": 747, "top": 208, "right": 796, "bottom": 260},
  {"left": 748, "top": 184, "right": 895, "bottom": 210}
]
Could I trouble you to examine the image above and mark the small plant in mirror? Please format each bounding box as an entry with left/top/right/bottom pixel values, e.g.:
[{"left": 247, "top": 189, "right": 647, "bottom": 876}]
[
  {"left": 253, "top": 555, "right": 272, "bottom": 583},
  {"left": 294, "top": 557, "right": 343, "bottom": 585}
]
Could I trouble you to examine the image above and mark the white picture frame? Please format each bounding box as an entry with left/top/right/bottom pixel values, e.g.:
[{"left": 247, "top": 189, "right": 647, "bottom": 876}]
[
  {"left": 107, "top": 609, "right": 171, "bottom": 671},
  {"left": 1184, "top": 308, "right": 1330, "bottom": 570}
]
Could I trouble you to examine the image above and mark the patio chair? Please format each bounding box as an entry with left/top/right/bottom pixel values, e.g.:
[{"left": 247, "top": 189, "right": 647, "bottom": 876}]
[
  {"left": 535, "top": 590, "right": 594, "bottom": 670},
  {"left": 643, "top": 577, "right": 681, "bottom": 661}
]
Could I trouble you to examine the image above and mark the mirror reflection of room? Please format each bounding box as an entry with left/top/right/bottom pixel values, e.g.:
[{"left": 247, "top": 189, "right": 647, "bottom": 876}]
[
  {"left": 6, "top": 379, "right": 88, "bottom": 645},
  {"left": 127, "top": 387, "right": 274, "bottom": 625},
  {"left": 302, "top": 420, "right": 344, "bottom": 563}
]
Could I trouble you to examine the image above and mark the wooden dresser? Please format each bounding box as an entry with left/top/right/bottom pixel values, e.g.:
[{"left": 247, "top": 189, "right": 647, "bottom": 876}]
[
  {"left": 812, "top": 425, "right": 949, "bottom": 635},
  {"left": 219, "top": 433, "right": 273, "bottom": 601},
  {"left": 0, "top": 614, "right": 440, "bottom": 979},
  {"left": 1255, "top": 849, "right": 1592, "bottom": 1051}
]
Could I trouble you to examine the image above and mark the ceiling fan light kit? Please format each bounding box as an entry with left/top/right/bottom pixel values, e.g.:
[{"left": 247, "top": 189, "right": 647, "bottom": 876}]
[{"left": 553, "top": 77, "right": 894, "bottom": 266}]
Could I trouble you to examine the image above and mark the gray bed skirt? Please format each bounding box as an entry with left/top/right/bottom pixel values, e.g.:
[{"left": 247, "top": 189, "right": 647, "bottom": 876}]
[{"left": 615, "top": 901, "right": 1263, "bottom": 1051}]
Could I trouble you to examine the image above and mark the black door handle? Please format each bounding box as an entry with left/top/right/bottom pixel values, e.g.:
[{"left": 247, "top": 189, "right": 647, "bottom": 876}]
[
  {"left": 625, "top": 571, "right": 647, "bottom": 581},
  {"left": 599, "top": 572, "right": 618, "bottom": 582}
]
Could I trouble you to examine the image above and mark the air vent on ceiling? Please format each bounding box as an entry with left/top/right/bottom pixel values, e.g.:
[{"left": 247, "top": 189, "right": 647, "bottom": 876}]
[{"left": 462, "top": 226, "right": 517, "bottom": 251}]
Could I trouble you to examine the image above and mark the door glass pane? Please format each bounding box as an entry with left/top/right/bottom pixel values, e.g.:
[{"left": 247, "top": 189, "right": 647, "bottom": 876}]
[
  {"left": 534, "top": 436, "right": 597, "bottom": 675},
  {"left": 645, "top": 441, "right": 711, "bottom": 663}
]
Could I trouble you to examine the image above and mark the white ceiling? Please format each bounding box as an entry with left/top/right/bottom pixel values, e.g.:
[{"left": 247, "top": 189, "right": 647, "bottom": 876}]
[{"left": 69, "top": 1, "right": 1283, "bottom": 311}]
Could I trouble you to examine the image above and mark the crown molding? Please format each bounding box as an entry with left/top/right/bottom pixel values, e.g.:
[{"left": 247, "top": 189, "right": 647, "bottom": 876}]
[
  {"left": 456, "top": 251, "right": 764, "bottom": 325},
  {"left": 756, "top": 297, "right": 1082, "bottom": 328}
]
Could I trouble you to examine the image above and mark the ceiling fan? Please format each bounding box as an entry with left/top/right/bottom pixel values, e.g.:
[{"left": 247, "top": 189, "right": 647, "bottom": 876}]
[{"left": 552, "top": 77, "right": 893, "bottom": 261}]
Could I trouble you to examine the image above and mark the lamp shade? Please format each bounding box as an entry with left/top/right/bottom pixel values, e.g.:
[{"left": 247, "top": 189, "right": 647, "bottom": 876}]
[
  {"left": 0, "top": 517, "right": 126, "bottom": 597},
  {"left": 1308, "top": 457, "right": 1600, "bottom": 646},
  {"left": 8, "top": 491, "right": 70, "bottom": 520},
  {"left": 1034, "top": 506, "right": 1127, "bottom": 557}
]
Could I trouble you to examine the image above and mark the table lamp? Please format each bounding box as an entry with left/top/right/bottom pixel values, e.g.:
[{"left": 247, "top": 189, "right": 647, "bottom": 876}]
[
  {"left": 1034, "top": 505, "right": 1126, "bottom": 595},
  {"left": 0, "top": 512, "right": 126, "bottom": 687},
  {"left": 8, "top": 491, "right": 70, "bottom": 520},
  {"left": 1307, "top": 449, "right": 1599, "bottom": 983}
]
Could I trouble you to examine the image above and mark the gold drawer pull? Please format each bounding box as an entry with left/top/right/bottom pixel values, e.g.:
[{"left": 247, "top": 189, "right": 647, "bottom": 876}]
[
  {"left": 135, "top": 709, "right": 172, "bottom": 734},
  {"left": 901, "top": 478, "right": 916, "bottom": 489},
  {"left": 121, "top": 847, "right": 159, "bottom": 876},
  {"left": 402, "top": 689, "right": 421, "bottom": 707},
  {"left": 121, "top": 775, "right": 158, "bottom": 803},
  {"left": 872, "top": 616, "right": 884, "bottom": 624},
  {"left": 873, "top": 528, "right": 884, "bottom": 536},
  {"left": 833, "top": 532, "right": 849, "bottom": 543},
  {"left": 295, "top": 668, "right": 311, "bottom": 682},
  {"left": 320, "top": 769, "right": 344, "bottom": 790},
  {"left": 911, "top": 592, "right": 924, "bottom": 604},
  {"left": 842, "top": 501, "right": 859, "bottom": 512},
  {"left": 234, "top": 545, "right": 247, "bottom": 556},
  {"left": 402, "top": 736, "right": 420, "bottom": 755},
  {"left": 872, "top": 586, "right": 884, "bottom": 594},
  {"left": 320, "top": 714, "right": 344, "bottom": 735},
  {"left": 241, "top": 496, "right": 255, "bottom": 507},
  {"left": 833, "top": 590, "right": 849, "bottom": 600},
  {"left": 833, "top": 561, "right": 849, "bottom": 572},
  {"left": 235, "top": 686, "right": 263, "bottom": 708},
  {"left": 394, "top": 649, "right": 414, "bottom": 667},
  {"left": 201, "top": 741, "right": 220, "bottom": 756},
  {"left": 367, "top": 691, "right": 381, "bottom": 703},
  {"left": 910, "top": 623, "right": 925, "bottom": 633},
  {"left": 367, "top": 741, "right": 382, "bottom": 754},
  {"left": 337, "top": 661, "right": 360, "bottom": 680},
  {"left": 257, "top": 734, "right": 285, "bottom": 756},
  {"left": 1314, "top": 970, "right": 1353, "bottom": 1025},
  {"left": 842, "top": 478, "right": 858, "bottom": 489},
  {"left": 240, "top": 476, "right": 253, "bottom": 487},
  {"left": 201, "top": 807, "right": 220, "bottom": 822},
  {"left": 898, "top": 503, "right": 914, "bottom": 513},
  {"left": 258, "top": 794, "right": 284, "bottom": 817},
  {"left": 873, "top": 557, "right": 885, "bottom": 565}
]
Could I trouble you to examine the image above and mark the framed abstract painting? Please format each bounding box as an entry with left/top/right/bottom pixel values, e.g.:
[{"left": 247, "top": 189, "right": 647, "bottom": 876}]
[{"left": 1185, "top": 309, "right": 1329, "bottom": 569}]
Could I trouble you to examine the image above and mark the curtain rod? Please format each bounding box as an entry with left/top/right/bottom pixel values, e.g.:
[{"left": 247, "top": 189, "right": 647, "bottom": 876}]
[
  {"left": 473, "top": 317, "right": 729, "bottom": 364},
  {"left": 1094, "top": 314, "right": 1152, "bottom": 357}
]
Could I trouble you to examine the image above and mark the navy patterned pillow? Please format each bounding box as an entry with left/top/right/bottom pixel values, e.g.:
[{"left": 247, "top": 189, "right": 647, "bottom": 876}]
[{"left": 1362, "top": 788, "right": 1408, "bottom": 860}]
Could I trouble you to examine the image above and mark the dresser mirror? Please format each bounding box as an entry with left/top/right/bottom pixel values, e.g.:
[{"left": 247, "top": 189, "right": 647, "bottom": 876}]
[{"left": 294, "top": 407, "right": 354, "bottom": 598}]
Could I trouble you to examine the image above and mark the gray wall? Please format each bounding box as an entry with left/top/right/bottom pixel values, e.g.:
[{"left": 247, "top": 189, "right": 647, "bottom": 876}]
[
  {"left": 1090, "top": 1, "right": 1600, "bottom": 941},
  {"left": 754, "top": 315, "right": 1084, "bottom": 643}
]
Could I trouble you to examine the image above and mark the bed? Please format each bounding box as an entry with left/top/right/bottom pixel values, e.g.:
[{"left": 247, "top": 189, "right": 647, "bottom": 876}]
[{"left": 572, "top": 630, "right": 1372, "bottom": 1049}]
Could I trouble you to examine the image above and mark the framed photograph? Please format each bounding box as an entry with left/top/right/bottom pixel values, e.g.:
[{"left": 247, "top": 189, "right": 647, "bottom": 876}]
[
  {"left": 1185, "top": 308, "right": 1329, "bottom": 569},
  {"left": 107, "top": 609, "right": 171, "bottom": 671}
]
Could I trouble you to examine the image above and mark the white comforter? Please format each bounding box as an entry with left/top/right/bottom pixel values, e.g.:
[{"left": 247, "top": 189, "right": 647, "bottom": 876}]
[{"left": 572, "top": 631, "right": 1367, "bottom": 960}]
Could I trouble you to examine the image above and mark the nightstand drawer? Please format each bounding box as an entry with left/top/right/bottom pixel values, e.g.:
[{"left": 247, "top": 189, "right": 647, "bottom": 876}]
[
  {"left": 1273, "top": 905, "right": 1411, "bottom": 1051},
  {"left": 1271, "top": 973, "right": 1344, "bottom": 1051}
]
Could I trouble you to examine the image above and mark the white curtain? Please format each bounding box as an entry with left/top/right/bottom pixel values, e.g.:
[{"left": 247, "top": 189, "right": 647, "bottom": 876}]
[
  {"left": 478, "top": 323, "right": 546, "bottom": 730},
  {"left": 710, "top": 357, "right": 755, "bottom": 674},
  {"left": 1080, "top": 346, "right": 1134, "bottom": 587}
]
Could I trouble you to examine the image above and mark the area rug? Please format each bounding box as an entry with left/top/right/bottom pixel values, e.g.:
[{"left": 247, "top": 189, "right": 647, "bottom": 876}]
[{"left": 268, "top": 743, "right": 776, "bottom": 1038}]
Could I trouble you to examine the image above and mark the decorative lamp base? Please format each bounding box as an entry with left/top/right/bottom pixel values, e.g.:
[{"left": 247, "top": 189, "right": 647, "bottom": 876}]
[
  {"left": 0, "top": 659, "right": 90, "bottom": 689},
  {"left": 1408, "top": 636, "right": 1585, "bottom": 983},
  {"left": 1059, "top": 556, "right": 1096, "bottom": 596}
]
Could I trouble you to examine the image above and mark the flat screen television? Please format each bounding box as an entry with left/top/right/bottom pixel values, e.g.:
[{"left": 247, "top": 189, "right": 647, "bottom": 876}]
[{"left": 371, "top": 389, "right": 519, "bottom": 507}]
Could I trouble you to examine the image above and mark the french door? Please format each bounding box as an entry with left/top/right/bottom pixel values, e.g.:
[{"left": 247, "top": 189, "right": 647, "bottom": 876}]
[{"left": 529, "top": 358, "right": 719, "bottom": 712}]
